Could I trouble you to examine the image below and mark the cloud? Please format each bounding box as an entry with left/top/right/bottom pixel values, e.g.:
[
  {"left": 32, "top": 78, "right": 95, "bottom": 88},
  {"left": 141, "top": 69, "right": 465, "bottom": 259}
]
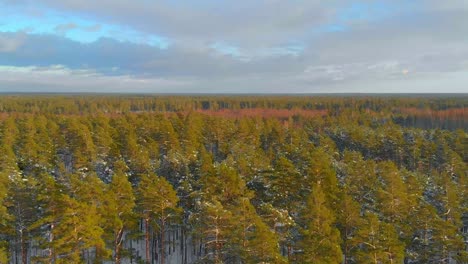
[
  {"left": 53, "top": 23, "right": 103, "bottom": 39},
  {"left": 0, "top": 32, "right": 24, "bottom": 52},
  {"left": 5, "top": 0, "right": 339, "bottom": 48},
  {"left": 0, "top": 1, "right": 467, "bottom": 93},
  {"left": 54, "top": 23, "right": 78, "bottom": 34},
  {"left": 84, "top": 24, "right": 101, "bottom": 32},
  {"left": 0, "top": 31, "right": 308, "bottom": 78},
  {"left": 0, "top": 64, "right": 189, "bottom": 93}
]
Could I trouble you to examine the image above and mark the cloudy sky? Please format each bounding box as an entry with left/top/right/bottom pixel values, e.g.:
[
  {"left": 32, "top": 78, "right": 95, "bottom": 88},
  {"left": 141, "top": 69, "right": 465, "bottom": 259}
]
[{"left": 0, "top": 0, "right": 467, "bottom": 93}]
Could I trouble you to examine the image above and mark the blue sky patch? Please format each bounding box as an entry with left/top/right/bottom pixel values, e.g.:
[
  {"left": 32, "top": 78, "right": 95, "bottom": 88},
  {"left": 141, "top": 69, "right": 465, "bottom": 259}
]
[{"left": 0, "top": 3, "right": 170, "bottom": 48}]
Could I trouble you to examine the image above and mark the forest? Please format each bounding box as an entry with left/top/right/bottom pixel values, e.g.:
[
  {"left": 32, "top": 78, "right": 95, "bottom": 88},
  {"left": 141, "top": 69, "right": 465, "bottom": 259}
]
[{"left": 0, "top": 95, "right": 466, "bottom": 264}]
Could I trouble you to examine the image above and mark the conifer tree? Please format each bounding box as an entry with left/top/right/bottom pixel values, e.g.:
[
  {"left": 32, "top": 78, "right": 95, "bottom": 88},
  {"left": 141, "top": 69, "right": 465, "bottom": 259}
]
[
  {"left": 431, "top": 171, "right": 467, "bottom": 263},
  {"left": 336, "top": 192, "right": 365, "bottom": 264},
  {"left": 90, "top": 114, "right": 115, "bottom": 159},
  {"left": 354, "top": 213, "right": 404, "bottom": 264},
  {"left": 104, "top": 161, "right": 136, "bottom": 264},
  {"left": 71, "top": 119, "right": 97, "bottom": 170},
  {"left": 193, "top": 162, "right": 238, "bottom": 263},
  {"left": 137, "top": 173, "right": 180, "bottom": 264},
  {"left": 0, "top": 116, "right": 19, "bottom": 174},
  {"left": 342, "top": 151, "right": 379, "bottom": 211},
  {"left": 6, "top": 174, "right": 39, "bottom": 264},
  {"left": 406, "top": 203, "right": 441, "bottom": 263},
  {"left": 33, "top": 115, "right": 56, "bottom": 168},
  {"left": 30, "top": 173, "right": 63, "bottom": 263},
  {"left": 16, "top": 116, "right": 39, "bottom": 173},
  {"left": 270, "top": 156, "right": 303, "bottom": 211},
  {"left": 228, "top": 197, "right": 285, "bottom": 264},
  {"left": 305, "top": 148, "right": 340, "bottom": 208},
  {"left": 375, "top": 162, "right": 412, "bottom": 240},
  {"left": 0, "top": 117, "right": 19, "bottom": 263},
  {"left": 269, "top": 156, "right": 303, "bottom": 259},
  {"left": 69, "top": 173, "right": 110, "bottom": 261},
  {"left": 179, "top": 112, "right": 204, "bottom": 157},
  {"left": 300, "top": 182, "right": 342, "bottom": 264},
  {"left": 195, "top": 163, "right": 284, "bottom": 263},
  {"left": 52, "top": 194, "right": 104, "bottom": 264},
  {"left": 197, "top": 200, "right": 233, "bottom": 263},
  {"left": 0, "top": 172, "right": 9, "bottom": 264}
]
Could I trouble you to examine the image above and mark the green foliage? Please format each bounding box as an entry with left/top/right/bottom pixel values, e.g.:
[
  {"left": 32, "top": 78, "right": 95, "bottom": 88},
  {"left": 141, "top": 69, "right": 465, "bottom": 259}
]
[
  {"left": 354, "top": 213, "right": 405, "bottom": 264},
  {"left": 336, "top": 193, "right": 365, "bottom": 264},
  {"left": 104, "top": 164, "right": 136, "bottom": 263},
  {"left": 228, "top": 197, "right": 285, "bottom": 264},
  {"left": 137, "top": 173, "right": 180, "bottom": 226},
  {"left": 137, "top": 173, "right": 180, "bottom": 264},
  {"left": 53, "top": 194, "right": 104, "bottom": 264},
  {"left": 270, "top": 156, "right": 303, "bottom": 210},
  {"left": 0, "top": 173, "right": 9, "bottom": 264},
  {"left": 299, "top": 183, "right": 343, "bottom": 264},
  {"left": 0, "top": 244, "right": 7, "bottom": 264},
  {"left": 0, "top": 95, "right": 466, "bottom": 263}
]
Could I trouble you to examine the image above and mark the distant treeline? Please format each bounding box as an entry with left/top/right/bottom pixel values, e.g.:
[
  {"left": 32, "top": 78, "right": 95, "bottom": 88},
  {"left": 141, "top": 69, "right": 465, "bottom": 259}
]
[{"left": 0, "top": 95, "right": 465, "bottom": 130}]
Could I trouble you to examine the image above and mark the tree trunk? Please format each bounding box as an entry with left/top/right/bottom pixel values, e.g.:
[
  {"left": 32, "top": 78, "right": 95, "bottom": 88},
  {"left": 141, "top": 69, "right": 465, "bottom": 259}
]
[
  {"left": 145, "top": 218, "right": 150, "bottom": 264},
  {"left": 214, "top": 219, "right": 219, "bottom": 263},
  {"left": 343, "top": 227, "right": 349, "bottom": 264},
  {"left": 161, "top": 218, "right": 165, "bottom": 264},
  {"left": 183, "top": 228, "right": 187, "bottom": 264},
  {"left": 49, "top": 223, "right": 55, "bottom": 263},
  {"left": 115, "top": 228, "right": 124, "bottom": 264},
  {"left": 20, "top": 229, "right": 27, "bottom": 264}
]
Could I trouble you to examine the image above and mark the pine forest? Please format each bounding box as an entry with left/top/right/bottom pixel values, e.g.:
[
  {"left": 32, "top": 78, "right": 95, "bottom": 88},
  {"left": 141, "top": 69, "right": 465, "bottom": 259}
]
[{"left": 0, "top": 95, "right": 466, "bottom": 264}]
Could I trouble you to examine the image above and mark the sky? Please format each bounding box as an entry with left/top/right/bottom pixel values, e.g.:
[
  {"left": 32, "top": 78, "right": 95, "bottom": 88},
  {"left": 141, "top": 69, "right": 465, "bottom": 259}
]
[{"left": 0, "top": 0, "right": 467, "bottom": 93}]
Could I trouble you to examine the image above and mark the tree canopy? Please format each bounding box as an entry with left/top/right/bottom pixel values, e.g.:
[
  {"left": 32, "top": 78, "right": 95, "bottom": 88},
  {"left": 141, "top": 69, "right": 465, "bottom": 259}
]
[{"left": 0, "top": 95, "right": 466, "bottom": 263}]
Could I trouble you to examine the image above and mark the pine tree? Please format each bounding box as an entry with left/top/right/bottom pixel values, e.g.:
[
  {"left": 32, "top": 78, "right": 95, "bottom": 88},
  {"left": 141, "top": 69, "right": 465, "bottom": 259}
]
[
  {"left": 193, "top": 163, "right": 238, "bottom": 263},
  {"left": 0, "top": 172, "right": 10, "bottom": 264},
  {"left": 103, "top": 161, "right": 136, "bottom": 264},
  {"left": 0, "top": 116, "right": 18, "bottom": 263},
  {"left": 342, "top": 151, "right": 379, "bottom": 212},
  {"left": 228, "top": 197, "right": 285, "bottom": 264},
  {"left": 194, "top": 163, "right": 284, "bottom": 263},
  {"left": 16, "top": 116, "right": 39, "bottom": 173},
  {"left": 6, "top": 174, "right": 39, "bottom": 264},
  {"left": 33, "top": 115, "right": 56, "bottom": 168},
  {"left": 29, "top": 173, "right": 63, "bottom": 263},
  {"left": 269, "top": 156, "right": 303, "bottom": 260},
  {"left": 354, "top": 213, "right": 404, "bottom": 264},
  {"left": 62, "top": 118, "right": 97, "bottom": 171},
  {"left": 431, "top": 171, "right": 467, "bottom": 263},
  {"left": 406, "top": 203, "right": 441, "bottom": 263},
  {"left": 305, "top": 148, "right": 340, "bottom": 208},
  {"left": 69, "top": 173, "right": 110, "bottom": 261},
  {"left": 137, "top": 173, "right": 180, "bottom": 264},
  {"left": 270, "top": 156, "right": 303, "bottom": 211},
  {"left": 52, "top": 194, "right": 104, "bottom": 264},
  {"left": 375, "top": 162, "right": 411, "bottom": 239},
  {"left": 0, "top": 116, "right": 19, "bottom": 174},
  {"left": 90, "top": 114, "right": 115, "bottom": 159},
  {"left": 197, "top": 200, "right": 233, "bottom": 264},
  {"left": 299, "top": 183, "right": 342, "bottom": 264},
  {"left": 179, "top": 112, "right": 204, "bottom": 158},
  {"left": 336, "top": 192, "right": 365, "bottom": 264}
]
